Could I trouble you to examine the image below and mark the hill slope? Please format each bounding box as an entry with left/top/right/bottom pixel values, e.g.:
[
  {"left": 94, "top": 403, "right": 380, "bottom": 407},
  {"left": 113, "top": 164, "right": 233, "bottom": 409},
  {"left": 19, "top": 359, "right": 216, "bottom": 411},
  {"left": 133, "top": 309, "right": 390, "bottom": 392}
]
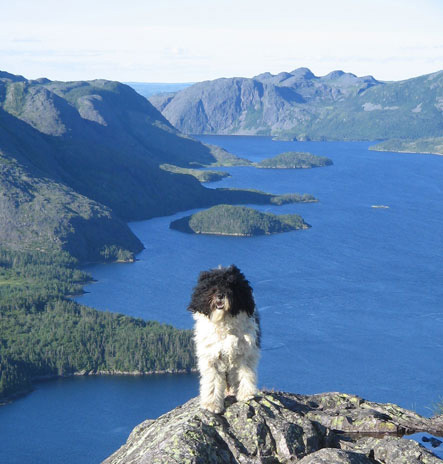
[
  {"left": 149, "top": 68, "right": 443, "bottom": 140},
  {"left": 0, "top": 74, "right": 224, "bottom": 220}
]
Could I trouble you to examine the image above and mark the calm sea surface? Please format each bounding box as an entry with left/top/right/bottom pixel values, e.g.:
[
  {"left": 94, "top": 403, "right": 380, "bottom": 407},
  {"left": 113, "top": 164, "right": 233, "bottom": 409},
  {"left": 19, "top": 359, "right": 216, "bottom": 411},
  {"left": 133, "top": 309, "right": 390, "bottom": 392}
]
[{"left": 1, "top": 137, "right": 442, "bottom": 463}]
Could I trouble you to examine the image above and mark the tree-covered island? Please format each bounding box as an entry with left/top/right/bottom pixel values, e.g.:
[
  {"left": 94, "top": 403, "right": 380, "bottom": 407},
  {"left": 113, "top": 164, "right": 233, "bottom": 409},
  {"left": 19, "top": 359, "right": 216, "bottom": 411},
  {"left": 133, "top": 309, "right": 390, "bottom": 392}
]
[
  {"left": 170, "top": 205, "right": 310, "bottom": 236},
  {"left": 255, "top": 151, "right": 333, "bottom": 169}
]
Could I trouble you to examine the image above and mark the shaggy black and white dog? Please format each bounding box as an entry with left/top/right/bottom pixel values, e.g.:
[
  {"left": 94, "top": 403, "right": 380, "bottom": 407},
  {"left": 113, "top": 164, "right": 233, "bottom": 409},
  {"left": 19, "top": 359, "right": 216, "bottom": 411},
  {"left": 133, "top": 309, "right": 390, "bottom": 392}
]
[{"left": 188, "top": 265, "right": 260, "bottom": 413}]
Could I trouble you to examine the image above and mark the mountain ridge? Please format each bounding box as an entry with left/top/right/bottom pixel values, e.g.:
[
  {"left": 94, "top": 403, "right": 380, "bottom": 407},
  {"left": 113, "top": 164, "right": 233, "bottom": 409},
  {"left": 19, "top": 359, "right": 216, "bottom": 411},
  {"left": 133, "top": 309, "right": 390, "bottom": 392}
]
[
  {"left": 148, "top": 68, "right": 443, "bottom": 140},
  {"left": 0, "top": 72, "right": 220, "bottom": 260}
]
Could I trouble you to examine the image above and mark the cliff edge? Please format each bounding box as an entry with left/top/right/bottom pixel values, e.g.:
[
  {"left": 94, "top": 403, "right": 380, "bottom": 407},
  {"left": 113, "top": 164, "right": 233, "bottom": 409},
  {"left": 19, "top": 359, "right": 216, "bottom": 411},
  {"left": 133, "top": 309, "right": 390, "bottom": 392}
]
[{"left": 103, "top": 391, "right": 443, "bottom": 463}]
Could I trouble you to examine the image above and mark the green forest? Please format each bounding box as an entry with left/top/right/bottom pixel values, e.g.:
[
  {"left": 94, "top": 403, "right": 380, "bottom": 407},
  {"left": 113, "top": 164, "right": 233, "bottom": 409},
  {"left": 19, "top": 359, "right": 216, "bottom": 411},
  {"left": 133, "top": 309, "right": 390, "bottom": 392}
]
[{"left": 0, "top": 249, "right": 196, "bottom": 403}]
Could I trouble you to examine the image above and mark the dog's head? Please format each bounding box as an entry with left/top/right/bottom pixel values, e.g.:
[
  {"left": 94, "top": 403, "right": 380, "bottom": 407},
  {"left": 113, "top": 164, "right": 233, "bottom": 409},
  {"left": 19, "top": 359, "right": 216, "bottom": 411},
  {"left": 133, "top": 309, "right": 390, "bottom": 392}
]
[{"left": 188, "top": 265, "right": 255, "bottom": 319}]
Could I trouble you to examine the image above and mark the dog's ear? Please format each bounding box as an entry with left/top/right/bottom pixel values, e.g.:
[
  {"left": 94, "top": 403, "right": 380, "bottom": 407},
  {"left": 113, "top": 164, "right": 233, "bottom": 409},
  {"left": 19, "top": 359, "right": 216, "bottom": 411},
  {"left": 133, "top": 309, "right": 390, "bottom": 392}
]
[
  {"left": 234, "top": 280, "right": 255, "bottom": 316},
  {"left": 188, "top": 270, "right": 213, "bottom": 315},
  {"left": 226, "top": 266, "right": 255, "bottom": 316}
]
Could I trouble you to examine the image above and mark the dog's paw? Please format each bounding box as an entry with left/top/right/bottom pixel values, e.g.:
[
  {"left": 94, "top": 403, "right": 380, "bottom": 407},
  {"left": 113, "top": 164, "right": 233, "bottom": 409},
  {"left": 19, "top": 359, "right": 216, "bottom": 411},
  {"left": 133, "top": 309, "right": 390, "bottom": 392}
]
[
  {"left": 204, "top": 405, "right": 224, "bottom": 414},
  {"left": 236, "top": 389, "right": 257, "bottom": 402},
  {"left": 201, "top": 402, "right": 224, "bottom": 414}
]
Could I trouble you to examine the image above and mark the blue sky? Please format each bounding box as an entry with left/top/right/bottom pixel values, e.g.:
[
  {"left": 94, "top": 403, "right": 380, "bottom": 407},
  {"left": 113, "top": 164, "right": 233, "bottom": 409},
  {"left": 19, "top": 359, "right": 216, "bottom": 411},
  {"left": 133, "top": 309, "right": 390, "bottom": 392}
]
[{"left": 1, "top": 0, "right": 442, "bottom": 82}]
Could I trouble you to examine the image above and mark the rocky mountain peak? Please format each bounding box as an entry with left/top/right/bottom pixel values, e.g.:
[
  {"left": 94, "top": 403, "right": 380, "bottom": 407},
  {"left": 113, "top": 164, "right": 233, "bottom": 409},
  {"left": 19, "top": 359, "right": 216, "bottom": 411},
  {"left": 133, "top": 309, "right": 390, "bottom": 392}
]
[
  {"left": 0, "top": 70, "right": 26, "bottom": 82},
  {"left": 289, "top": 67, "right": 316, "bottom": 79},
  {"left": 103, "top": 390, "right": 443, "bottom": 463},
  {"left": 324, "top": 70, "right": 347, "bottom": 79},
  {"left": 148, "top": 68, "right": 443, "bottom": 140}
]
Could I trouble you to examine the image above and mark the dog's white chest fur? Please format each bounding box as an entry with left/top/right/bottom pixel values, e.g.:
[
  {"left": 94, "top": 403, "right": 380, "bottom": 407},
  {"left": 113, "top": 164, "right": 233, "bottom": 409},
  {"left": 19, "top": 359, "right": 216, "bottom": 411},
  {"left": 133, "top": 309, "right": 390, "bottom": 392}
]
[{"left": 193, "top": 312, "right": 257, "bottom": 363}]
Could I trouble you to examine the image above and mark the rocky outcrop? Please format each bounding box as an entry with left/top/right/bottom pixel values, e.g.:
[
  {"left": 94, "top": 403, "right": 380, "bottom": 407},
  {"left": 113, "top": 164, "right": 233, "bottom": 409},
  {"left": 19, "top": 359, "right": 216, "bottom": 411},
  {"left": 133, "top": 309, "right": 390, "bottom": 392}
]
[{"left": 103, "top": 391, "right": 443, "bottom": 464}]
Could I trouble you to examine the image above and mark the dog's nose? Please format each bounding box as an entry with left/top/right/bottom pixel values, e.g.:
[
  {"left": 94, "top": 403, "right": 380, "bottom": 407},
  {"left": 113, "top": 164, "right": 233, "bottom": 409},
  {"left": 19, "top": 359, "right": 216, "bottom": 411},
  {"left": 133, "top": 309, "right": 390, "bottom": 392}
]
[{"left": 216, "top": 293, "right": 224, "bottom": 299}]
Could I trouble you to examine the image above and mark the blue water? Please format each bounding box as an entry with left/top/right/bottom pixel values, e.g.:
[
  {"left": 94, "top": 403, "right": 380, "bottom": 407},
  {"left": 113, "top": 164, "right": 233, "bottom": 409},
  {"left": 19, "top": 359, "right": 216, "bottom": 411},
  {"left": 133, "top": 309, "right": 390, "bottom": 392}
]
[{"left": 1, "top": 137, "right": 442, "bottom": 463}]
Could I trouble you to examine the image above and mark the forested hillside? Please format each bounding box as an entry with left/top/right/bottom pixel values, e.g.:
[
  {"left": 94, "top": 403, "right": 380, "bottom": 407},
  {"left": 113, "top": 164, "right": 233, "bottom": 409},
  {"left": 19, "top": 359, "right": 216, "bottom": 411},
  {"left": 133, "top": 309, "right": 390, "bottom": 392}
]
[{"left": 0, "top": 249, "right": 196, "bottom": 402}]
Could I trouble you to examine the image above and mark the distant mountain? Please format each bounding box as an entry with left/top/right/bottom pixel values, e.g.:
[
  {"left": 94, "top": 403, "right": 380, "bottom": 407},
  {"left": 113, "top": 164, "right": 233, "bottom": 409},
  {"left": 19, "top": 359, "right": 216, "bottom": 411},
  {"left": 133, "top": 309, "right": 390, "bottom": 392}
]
[
  {"left": 149, "top": 68, "right": 443, "bottom": 140},
  {"left": 0, "top": 71, "right": 312, "bottom": 261},
  {"left": 126, "top": 82, "right": 193, "bottom": 98}
]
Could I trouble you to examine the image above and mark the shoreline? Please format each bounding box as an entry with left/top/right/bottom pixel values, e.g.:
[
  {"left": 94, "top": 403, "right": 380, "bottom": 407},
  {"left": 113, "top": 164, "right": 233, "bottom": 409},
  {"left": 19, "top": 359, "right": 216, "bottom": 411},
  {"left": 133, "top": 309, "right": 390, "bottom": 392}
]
[
  {"left": 191, "top": 224, "right": 310, "bottom": 236},
  {"left": 0, "top": 368, "right": 198, "bottom": 407},
  {"left": 369, "top": 147, "right": 443, "bottom": 156}
]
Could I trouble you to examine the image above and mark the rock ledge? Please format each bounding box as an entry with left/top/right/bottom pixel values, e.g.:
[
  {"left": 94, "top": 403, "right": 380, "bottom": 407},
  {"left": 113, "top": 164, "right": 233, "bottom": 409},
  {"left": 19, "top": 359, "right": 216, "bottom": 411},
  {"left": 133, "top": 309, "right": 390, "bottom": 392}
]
[{"left": 103, "top": 391, "right": 443, "bottom": 463}]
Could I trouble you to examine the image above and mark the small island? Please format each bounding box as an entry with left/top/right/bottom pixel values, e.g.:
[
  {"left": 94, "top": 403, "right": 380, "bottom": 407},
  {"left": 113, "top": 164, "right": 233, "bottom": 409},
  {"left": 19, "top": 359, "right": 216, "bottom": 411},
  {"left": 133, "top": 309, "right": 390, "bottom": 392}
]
[
  {"left": 369, "top": 137, "right": 443, "bottom": 156},
  {"left": 170, "top": 205, "right": 310, "bottom": 236},
  {"left": 255, "top": 151, "right": 333, "bottom": 169}
]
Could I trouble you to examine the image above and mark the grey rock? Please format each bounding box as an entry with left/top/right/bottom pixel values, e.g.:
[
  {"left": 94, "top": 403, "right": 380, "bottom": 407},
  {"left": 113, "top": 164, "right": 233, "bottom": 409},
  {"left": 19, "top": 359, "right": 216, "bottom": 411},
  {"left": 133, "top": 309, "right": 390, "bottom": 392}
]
[
  {"left": 297, "top": 448, "right": 373, "bottom": 464},
  {"left": 103, "top": 391, "right": 443, "bottom": 464}
]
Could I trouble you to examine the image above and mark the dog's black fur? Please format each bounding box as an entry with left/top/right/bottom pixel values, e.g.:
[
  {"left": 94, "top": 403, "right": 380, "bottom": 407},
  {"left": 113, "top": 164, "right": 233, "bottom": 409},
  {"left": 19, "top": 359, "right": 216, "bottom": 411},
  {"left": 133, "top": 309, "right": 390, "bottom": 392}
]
[{"left": 188, "top": 265, "right": 255, "bottom": 317}]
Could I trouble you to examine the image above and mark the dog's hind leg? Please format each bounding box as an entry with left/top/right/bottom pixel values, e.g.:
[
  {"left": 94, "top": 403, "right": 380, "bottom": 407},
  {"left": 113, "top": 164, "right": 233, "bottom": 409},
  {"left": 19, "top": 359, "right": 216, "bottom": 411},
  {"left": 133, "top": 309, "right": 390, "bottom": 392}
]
[{"left": 199, "top": 364, "right": 226, "bottom": 414}]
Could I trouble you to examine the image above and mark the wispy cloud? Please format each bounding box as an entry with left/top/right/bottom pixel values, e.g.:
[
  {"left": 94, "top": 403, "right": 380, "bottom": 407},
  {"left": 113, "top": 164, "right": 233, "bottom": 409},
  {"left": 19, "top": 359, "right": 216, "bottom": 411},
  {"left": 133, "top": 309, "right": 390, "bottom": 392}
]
[
  {"left": 0, "top": 0, "right": 441, "bottom": 81},
  {"left": 11, "top": 37, "right": 42, "bottom": 43}
]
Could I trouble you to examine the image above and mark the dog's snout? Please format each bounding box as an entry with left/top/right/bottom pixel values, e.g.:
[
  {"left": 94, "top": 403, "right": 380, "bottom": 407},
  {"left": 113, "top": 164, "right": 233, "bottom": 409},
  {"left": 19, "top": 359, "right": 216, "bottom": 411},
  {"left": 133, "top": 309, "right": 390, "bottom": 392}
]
[{"left": 216, "top": 293, "right": 224, "bottom": 300}]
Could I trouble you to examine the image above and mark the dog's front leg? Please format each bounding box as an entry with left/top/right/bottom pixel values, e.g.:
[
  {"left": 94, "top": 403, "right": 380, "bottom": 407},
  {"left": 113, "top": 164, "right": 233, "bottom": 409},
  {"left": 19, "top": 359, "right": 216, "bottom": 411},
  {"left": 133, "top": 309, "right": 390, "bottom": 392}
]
[
  {"left": 236, "top": 363, "right": 258, "bottom": 402},
  {"left": 199, "top": 361, "right": 226, "bottom": 414}
]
